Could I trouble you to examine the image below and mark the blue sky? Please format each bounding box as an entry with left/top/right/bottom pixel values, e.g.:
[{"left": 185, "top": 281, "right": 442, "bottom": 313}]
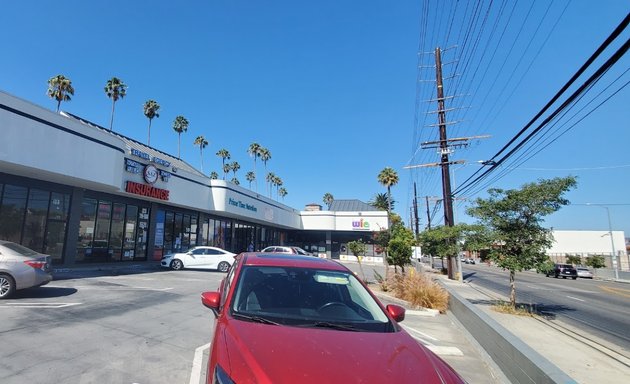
[{"left": 1, "top": 1, "right": 629, "bottom": 236}]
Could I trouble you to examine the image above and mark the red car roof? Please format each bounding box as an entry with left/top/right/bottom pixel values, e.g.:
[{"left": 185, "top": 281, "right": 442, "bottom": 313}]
[{"left": 238, "top": 252, "right": 347, "bottom": 271}]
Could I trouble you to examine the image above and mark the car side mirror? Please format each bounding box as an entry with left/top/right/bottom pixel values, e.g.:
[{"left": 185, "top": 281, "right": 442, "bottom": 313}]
[
  {"left": 386, "top": 304, "right": 406, "bottom": 323},
  {"left": 201, "top": 291, "right": 221, "bottom": 317}
]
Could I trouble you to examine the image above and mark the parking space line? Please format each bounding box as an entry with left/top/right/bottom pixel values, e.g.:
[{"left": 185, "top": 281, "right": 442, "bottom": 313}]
[
  {"left": 566, "top": 295, "right": 585, "bottom": 302},
  {"left": 0, "top": 302, "right": 82, "bottom": 308},
  {"left": 190, "top": 342, "right": 210, "bottom": 384}
]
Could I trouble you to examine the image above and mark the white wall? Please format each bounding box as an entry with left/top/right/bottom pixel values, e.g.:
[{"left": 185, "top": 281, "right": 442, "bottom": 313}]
[{"left": 548, "top": 230, "right": 625, "bottom": 256}]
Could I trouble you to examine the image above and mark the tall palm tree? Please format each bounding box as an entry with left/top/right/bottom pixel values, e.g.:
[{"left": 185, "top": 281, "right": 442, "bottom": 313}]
[
  {"left": 377, "top": 167, "right": 399, "bottom": 216},
  {"left": 230, "top": 161, "right": 240, "bottom": 179},
  {"left": 245, "top": 171, "right": 256, "bottom": 189},
  {"left": 231, "top": 177, "right": 240, "bottom": 185},
  {"left": 210, "top": 171, "right": 219, "bottom": 180},
  {"left": 216, "top": 149, "right": 231, "bottom": 179},
  {"left": 104, "top": 77, "right": 127, "bottom": 131},
  {"left": 266, "top": 172, "right": 276, "bottom": 197},
  {"left": 194, "top": 135, "right": 209, "bottom": 172},
  {"left": 143, "top": 100, "right": 160, "bottom": 146},
  {"left": 259, "top": 147, "right": 271, "bottom": 171},
  {"left": 279, "top": 187, "right": 287, "bottom": 200},
  {"left": 47, "top": 74, "right": 75, "bottom": 112},
  {"left": 273, "top": 176, "right": 283, "bottom": 200},
  {"left": 223, "top": 163, "right": 232, "bottom": 180},
  {"left": 172, "top": 115, "right": 189, "bottom": 159},
  {"left": 323, "top": 193, "right": 334, "bottom": 209},
  {"left": 247, "top": 142, "right": 262, "bottom": 191},
  {"left": 378, "top": 167, "right": 399, "bottom": 268}
]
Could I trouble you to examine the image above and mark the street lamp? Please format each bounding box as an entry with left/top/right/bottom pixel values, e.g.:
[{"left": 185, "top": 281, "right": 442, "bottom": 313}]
[{"left": 585, "top": 203, "right": 619, "bottom": 281}]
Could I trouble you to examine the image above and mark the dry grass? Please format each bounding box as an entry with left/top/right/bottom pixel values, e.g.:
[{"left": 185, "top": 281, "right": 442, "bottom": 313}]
[
  {"left": 492, "top": 301, "right": 535, "bottom": 317},
  {"left": 387, "top": 269, "right": 449, "bottom": 313}
]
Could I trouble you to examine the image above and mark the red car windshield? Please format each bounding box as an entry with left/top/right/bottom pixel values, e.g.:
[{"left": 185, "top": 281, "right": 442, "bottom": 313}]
[{"left": 230, "top": 266, "right": 394, "bottom": 332}]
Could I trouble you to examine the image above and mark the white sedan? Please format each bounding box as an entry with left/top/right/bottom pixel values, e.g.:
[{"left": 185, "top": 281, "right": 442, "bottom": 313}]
[{"left": 161, "top": 246, "right": 235, "bottom": 272}]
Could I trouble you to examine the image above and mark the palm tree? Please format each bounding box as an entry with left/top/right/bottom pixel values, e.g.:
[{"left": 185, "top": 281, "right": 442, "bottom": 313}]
[
  {"left": 259, "top": 147, "right": 271, "bottom": 171},
  {"left": 369, "top": 192, "right": 395, "bottom": 211},
  {"left": 378, "top": 167, "right": 399, "bottom": 268},
  {"left": 247, "top": 142, "right": 262, "bottom": 191},
  {"left": 266, "top": 172, "right": 276, "bottom": 197},
  {"left": 231, "top": 177, "right": 240, "bottom": 185},
  {"left": 273, "top": 176, "right": 283, "bottom": 199},
  {"left": 216, "top": 149, "right": 231, "bottom": 178},
  {"left": 230, "top": 161, "right": 240, "bottom": 179},
  {"left": 223, "top": 163, "right": 232, "bottom": 180},
  {"left": 377, "top": 167, "right": 399, "bottom": 216},
  {"left": 104, "top": 77, "right": 127, "bottom": 130},
  {"left": 279, "top": 187, "right": 287, "bottom": 200},
  {"left": 172, "top": 115, "right": 189, "bottom": 159},
  {"left": 47, "top": 74, "right": 75, "bottom": 112},
  {"left": 210, "top": 171, "right": 219, "bottom": 180},
  {"left": 194, "top": 135, "right": 209, "bottom": 172},
  {"left": 245, "top": 171, "right": 256, "bottom": 189},
  {"left": 323, "top": 193, "right": 334, "bottom": 209},
  {"left": 143, "top": 100, "right": 160, "bottom": 146}
]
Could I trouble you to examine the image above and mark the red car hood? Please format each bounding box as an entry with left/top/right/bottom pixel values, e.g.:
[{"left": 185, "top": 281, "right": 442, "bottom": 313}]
[{"left": 215, "top": 318, "right": 465, "bottom": 384}]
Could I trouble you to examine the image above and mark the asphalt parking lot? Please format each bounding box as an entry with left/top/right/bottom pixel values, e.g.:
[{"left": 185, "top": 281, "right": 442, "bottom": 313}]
[{"left": 0, "top": 267, "right": 499, "bottom": 384}]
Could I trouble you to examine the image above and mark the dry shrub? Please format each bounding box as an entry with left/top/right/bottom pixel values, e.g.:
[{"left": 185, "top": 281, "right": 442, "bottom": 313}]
[
  {"left": 492, "top": 301, "right": 535, "bottom": 317},
  {"left": 388, "top": 269, "right": 449, "bottom": 313}
]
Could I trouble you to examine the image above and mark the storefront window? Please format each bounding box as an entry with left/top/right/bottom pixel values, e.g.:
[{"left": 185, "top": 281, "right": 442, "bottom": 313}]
[
  {"left": 124, "top": 205, "right": 138, "bottom": 260},
  {"left": 164, "top": 211, "right": 174, "bottom": 252},
  {"left": 109, "top": 203, "right": 125, "bottom": 261},
  {"left": 46, "top": 192, "right": 70, "bottom": 263},
  {"left": 77, "top": 198, "right": 97, "bottom": 262},
  {"left": 182, "top": 214, "right": 191, "bottom": 250},
  {"left": 23, "top": 188, "right": 50, "bottom": 252},
  {"left": 0, "top": 184, "right": 27, "bottom": 243},
  {"left": 136, "top": 207, "right": 149, "bottom": 261}
]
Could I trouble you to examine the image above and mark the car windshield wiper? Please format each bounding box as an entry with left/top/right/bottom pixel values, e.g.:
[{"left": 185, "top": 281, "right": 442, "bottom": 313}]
[
  {"left": 299, "top": 321, "right": 361, "bottom": 332},
  {"left": 232, "top": 312, "right": 280, "bottom": 325}
]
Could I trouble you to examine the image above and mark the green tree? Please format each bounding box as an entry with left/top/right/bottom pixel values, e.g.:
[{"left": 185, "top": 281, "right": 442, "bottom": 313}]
[
  {"left": 466, "top": 176, "right": 577, "bottom": 308},
  {"left": 378, "top": 167, "right": 399, "bottom": 268},
  {"left": 231, "top": 177, "right": 240, "bottom": 185},
  {"left": 47, "top": 74, "right": 75, "bottom": 112},
  {"left": 585, "top": 255, "right": 606, "bottom": 269},
  {"left": 565, "top": 255, "right": 582, "bottom": 265},
  {"left": 266, "top": 172, "right": 276, "bottom": 197},
  {"left": 230, "top": 161, "right": 240, "bottom": 179},
  {"left": 388, "top": 222, "right": 415, "bottom": 273},
  {"left": 210, "top": 171, "right": 219, "bottom": 180},
  {"left": 216, "top": 149, "right": 231, "bottom": 179},
  {"left": 279, "top": 187, "right": 287, "bottom": 200},
  {"left": 347, "top": 239, "right": 367, "bottom": 282},
  {"left": 143, "top": 100, "right": 160, "bottom": 146},
  {"left": 369, "top": 192, "right": 395, "bottom": 211},
  {"left": 461, "top": 224, "right": 493, "bottom": 261},
  {"left": 260, "top": 147, "right": 271, "bottom": 170},
  {"left": 323, "top": 193, "right": 334, "bottom": 209},
  {"left": 247, "top": 143, "right": 261, "bottom": 190},
  {"left": 246, "top": 171, "right": 256, "bottom": 189},
  {"left": 172, "top": 115, "right": 189, "bottom": 159},
  {"left": 194, "top": 135, "right": 209, "bottom": 172},
  {"left": 273, "top": 176, "right": 283, "bottom": 199},
  {"left": 223, "top": 163, "right": 232, "bottom": 180},
  {"left": 104, "top": 77, "right": 127, "bottom": 131}
]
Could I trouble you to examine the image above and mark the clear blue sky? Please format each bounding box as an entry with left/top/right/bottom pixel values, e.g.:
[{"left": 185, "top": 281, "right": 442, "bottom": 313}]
[{"left": 1, "top": 1, "right": 629, "bottom": 236}]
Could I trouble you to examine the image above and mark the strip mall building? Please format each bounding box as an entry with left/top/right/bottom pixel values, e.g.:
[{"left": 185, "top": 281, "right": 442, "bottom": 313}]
[{"left": 0, "top": 91, "right": 388, "bottom": 266}]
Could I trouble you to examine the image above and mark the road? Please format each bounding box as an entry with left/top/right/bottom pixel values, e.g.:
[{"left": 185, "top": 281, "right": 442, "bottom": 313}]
[{"left": 461, "top": 263, "right": 630, "bottom": 355}]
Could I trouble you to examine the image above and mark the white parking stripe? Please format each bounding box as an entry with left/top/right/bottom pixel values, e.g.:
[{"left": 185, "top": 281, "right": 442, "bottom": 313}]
[
  {"left": 190, "top": 343, "right": 210, "bottom": 384},
  {"left": 0, "top": 302, "right": 82, "bottom": 308},
  {"left": 566, "top": 295, "right": 585, "bottom": 302},
  {"left": 401, "top": 324, "right": 438, "bottom": 344}
]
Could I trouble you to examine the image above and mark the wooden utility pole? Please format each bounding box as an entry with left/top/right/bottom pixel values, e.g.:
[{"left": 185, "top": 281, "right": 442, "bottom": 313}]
[{"left": 413, "top": 182, "right": 420, "bottom": 238}]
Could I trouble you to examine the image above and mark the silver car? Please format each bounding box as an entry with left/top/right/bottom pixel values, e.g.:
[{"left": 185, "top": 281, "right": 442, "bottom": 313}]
[{"left": 0, "top": 240, "right": 53, "bottom": 299}]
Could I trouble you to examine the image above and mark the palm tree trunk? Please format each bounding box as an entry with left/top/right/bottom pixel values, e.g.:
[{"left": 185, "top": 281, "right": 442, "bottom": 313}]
[
  {"left": 509, "top": 270, "right": 517, "bottom": 308},
  {"left": 56, "top": 99, "right": 61, "bottom": 113},
  {"left": 178, "top": 133, "right": 181, "bottom": 159},
  {"left": 147, "top": 119, "right": 152, "bottom": 146},
  {"left": 200, "top": 147, "right": 204, "bottom": 172},
  {"left": 110, "top": 100, "right": 116, "bottom": 131}
]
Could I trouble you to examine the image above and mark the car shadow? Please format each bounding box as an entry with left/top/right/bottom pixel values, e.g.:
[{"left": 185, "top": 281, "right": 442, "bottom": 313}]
[{"left": 10, "top": 286, "right": 78, "bottom": 299}]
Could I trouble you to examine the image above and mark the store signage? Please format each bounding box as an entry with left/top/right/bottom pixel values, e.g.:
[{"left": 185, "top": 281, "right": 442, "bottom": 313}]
[
  {"left": 126, "top": 181, "right": 170, "bottom": 200},
  {"left": 130, "top": 148, "right": 171, "bottom": 168},
  {"left": 352, "top": 219, "right": 370, "bottom": 230},
  {"left": 143, "top": 165, "right": 159, "bottom": 184},
  {"left": 228, "top": 197, "right": 257, "bottom": 212},
  {"left": 125, "top": 158, "right": 171, "bottom": 182}
]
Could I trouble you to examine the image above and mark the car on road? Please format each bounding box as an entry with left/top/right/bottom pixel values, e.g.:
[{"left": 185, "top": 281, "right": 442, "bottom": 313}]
[
  {"left": 260, "top": 245, "right": 313, "bottom": 256},
  {"left": 0, "top": 240, "right": 53, "bottom": 299},
  {"left": 464, "top": 258, "right": 476, "bottom": 264},
  {"left": 576, "top": 267, "right": 594, "bottom": 279},
  {"left": 161, "top": 246, "right": 235, "bottom": 272},
  {"left": 200, "top": 253, "right": 466, "bottom": 383},
  {"left": 546, "top": 263, "right": 577, "bottom": 279}
]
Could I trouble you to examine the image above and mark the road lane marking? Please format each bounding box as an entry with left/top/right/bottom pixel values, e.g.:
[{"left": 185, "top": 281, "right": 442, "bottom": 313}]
[
  {"left": 599, "top": 285, "right": 630, "bottom": 298},
  {"left": 190, "top": 342, "right": 210, "bottom": 384},
  {"left": 0, "top": 302, "right": 82, "bottom": 308},
  {"left": 566, "top": 295, "right": 585, "bottom": 302}
]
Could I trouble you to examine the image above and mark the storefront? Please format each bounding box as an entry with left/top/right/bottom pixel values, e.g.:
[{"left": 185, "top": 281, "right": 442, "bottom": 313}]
[{"left": 0, "top": 90, "right": 388, "bottom": 266}]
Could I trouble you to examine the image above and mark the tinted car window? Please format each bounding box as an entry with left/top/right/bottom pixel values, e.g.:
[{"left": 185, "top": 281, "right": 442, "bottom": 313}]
[{"left": 1, "top": 242, "right": 39, "bottom": 257}]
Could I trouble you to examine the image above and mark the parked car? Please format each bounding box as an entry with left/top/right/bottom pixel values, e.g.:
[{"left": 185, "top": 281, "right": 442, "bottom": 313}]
[
  {"left": 161, "top": 246, "right": 235, "bottom": 272},
  {"left": 546, "top": 263, "right": 577, "bottom": 279},
  {"left": 576, "top": 267, "right": 594, "bottom": 279},
  {"left": 260, "top": 245, "right": 313, "bottom": 256},
  {"left": 200, "top": 253, "right": 466, "bottom": 383},
  {"left": 464, "top": 258, "right": 476, "bottom": 264},
  {"left": 0, "top": 240, "right": 53, "bottom": 299}
]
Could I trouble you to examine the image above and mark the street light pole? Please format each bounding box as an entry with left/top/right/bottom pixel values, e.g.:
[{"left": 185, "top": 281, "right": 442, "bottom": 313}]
[{"left": 586, "top": 203, "right": 619, "bottom": 281}]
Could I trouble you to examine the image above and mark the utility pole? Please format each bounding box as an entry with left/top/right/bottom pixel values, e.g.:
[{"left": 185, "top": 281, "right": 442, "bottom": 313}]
[
  {"left": 413, "top": 182, "right": 420, "bottom": 238},
  {"left": 425, "top": 195, "right": 431, "bottom": 230}
]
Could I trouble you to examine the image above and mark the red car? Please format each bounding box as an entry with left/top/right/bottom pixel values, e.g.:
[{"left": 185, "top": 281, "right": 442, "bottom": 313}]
[{"left": 201, "top": 253, "right": 466, "bottom": 383}]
